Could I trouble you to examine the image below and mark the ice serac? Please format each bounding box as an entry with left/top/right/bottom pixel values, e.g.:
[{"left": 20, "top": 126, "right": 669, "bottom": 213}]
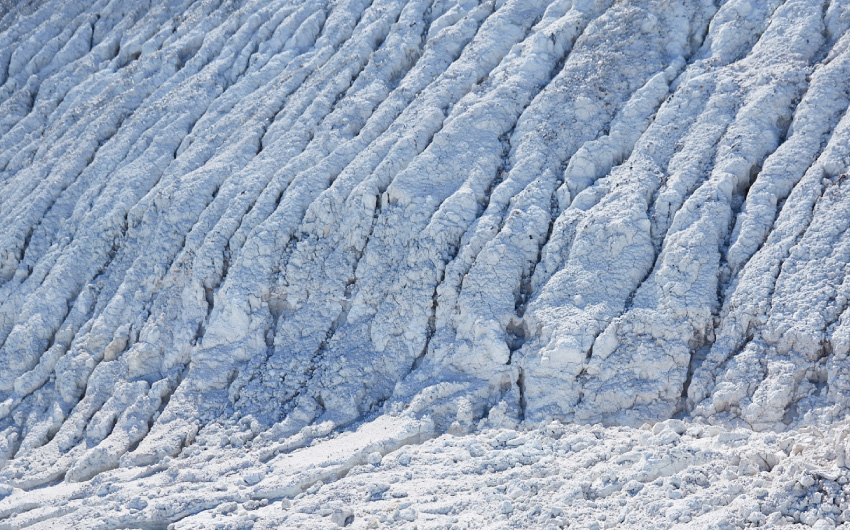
[{"left": 1, "top": 0, "right": 850, "bottom": 527}]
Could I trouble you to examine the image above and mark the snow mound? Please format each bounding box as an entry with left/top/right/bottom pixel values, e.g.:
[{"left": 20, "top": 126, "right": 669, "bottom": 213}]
[{"left": 2, "top": 0, "right": 850, "bottom": 527}]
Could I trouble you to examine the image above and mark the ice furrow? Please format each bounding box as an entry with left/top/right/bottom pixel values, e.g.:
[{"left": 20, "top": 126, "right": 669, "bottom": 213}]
[
  {"left": 0, "top": 0, "right": 378, "bottom": 478},
  {"left": 190, "top": 0, "right": 536, "bottom": 434},
  {"left": 2, "top": 1, "right": 850, "bottom": 524},
  {"left": 691, "top": 87, "right": 850, "bottom": 425},
  {"left": 570, "top": 0, "right": 827, "bottom": 425},
  {"left": 248, "top": 0, "right": 607, "bottom": 433}
]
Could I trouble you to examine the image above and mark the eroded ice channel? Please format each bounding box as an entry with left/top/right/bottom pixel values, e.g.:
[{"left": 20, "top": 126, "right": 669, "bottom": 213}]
[{"left": 2, "top": 0, "right": 850, "bottom": 527}]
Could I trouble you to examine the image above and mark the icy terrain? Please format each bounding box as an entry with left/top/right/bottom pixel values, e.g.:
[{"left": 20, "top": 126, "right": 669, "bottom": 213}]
[{"left": 2, "top": 0, "right": 850, "bottom": 527}]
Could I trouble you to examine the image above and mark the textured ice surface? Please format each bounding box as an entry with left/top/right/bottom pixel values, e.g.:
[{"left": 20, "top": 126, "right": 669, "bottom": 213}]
[{"left": 2, "top": 0, "right": 850, "bottom": 527}]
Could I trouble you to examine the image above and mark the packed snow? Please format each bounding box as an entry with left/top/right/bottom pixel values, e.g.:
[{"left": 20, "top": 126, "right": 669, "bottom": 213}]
[{"left": 1, "top": 0, "right": 850, "bottom": 527}]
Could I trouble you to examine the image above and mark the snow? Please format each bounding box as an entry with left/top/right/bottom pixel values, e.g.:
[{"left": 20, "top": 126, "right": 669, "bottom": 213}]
[{"left": 1, "top": 0, "right": 850, "bottom": 527}]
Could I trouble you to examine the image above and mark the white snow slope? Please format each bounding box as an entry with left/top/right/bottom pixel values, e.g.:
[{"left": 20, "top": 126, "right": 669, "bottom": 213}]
[{"left": 2, "top": 0, "right": 850, "bottom": 527}]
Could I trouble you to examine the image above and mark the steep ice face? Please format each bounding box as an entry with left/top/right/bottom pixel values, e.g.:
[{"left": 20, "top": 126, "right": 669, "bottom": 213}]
[{"left": 1, "top": 0, "right": 850, "bottom": 526}]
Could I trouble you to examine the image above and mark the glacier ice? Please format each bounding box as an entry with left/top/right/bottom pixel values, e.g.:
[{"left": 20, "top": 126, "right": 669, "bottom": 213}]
[{"left": 2, "top": 0, "right": 850, "bottom": 527}]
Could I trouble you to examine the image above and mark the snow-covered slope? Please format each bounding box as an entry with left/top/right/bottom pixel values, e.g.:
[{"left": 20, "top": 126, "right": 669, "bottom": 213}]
[{"left": 2, "top": 0, "right": 850, "bottom": 527}]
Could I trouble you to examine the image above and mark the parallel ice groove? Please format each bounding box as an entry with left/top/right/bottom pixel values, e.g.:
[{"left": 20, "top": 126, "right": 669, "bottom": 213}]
[{"left": 1, "top": 1, "right": 849, "bottom": 525}]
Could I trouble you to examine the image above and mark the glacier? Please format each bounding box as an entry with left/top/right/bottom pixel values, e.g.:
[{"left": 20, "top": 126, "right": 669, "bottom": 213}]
[{"left": 2, "top": 0, "right": 850, "bottom": 527}]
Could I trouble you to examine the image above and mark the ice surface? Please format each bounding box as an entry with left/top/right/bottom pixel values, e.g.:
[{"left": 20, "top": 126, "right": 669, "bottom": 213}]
[{"left": 1, "top": 0, "right": 850, "bottom": 527}]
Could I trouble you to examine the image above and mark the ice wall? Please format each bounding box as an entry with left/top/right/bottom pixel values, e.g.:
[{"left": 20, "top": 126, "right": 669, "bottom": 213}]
[{"left": 1, "top": 0, "right": 849, "bottom": 501}]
